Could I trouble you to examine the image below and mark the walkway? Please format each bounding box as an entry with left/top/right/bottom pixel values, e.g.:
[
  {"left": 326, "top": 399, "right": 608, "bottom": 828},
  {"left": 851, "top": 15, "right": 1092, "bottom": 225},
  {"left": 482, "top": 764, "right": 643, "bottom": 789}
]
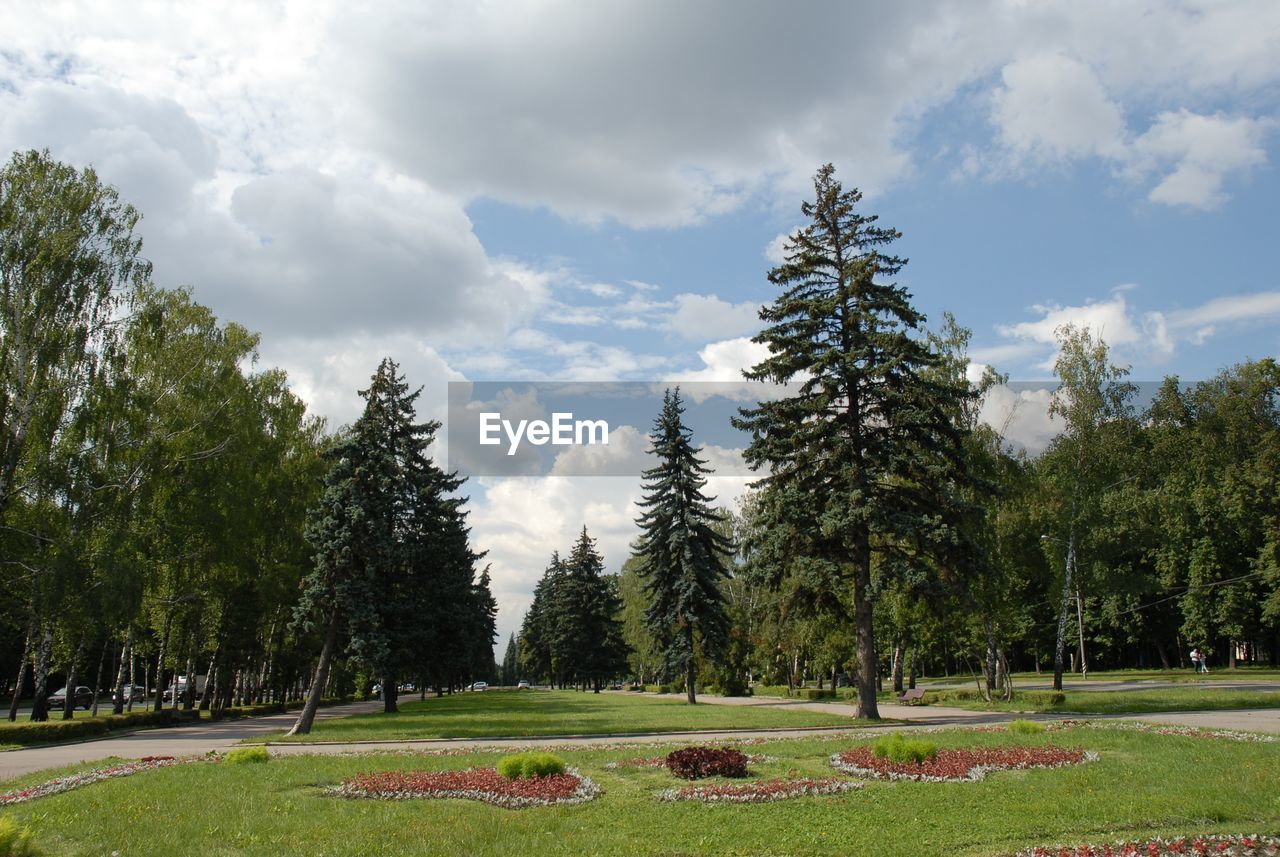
[
  {"left": 0, "top": 700, "right": 382, "bottom": 780},
  {"left": 3, "top": 694, "right": 1277, "bottom": 782}
]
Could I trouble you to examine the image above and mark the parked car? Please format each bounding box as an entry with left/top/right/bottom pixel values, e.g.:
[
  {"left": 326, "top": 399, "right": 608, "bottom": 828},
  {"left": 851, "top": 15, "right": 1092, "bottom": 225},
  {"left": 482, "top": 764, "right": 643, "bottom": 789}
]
[
  {"left": 516, "top": 680, "right": 530, "bottom": 690},
  {"left": 470, "top": 681, "right": 488, "bottom": 691},
  {"left": 112, "top": 684, "right": 147, "bottom": 704},
  {"left": 47, "top": 686, "right": 93, "bottom": 710},
  {"left": 162, "top": 674, "right": 207, "bottom": 703}
]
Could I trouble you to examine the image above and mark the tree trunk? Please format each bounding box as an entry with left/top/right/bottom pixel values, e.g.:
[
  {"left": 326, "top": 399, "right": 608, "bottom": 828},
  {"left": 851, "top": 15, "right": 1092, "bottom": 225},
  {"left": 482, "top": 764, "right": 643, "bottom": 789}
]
[
  {"left": 852, "top": 541, "right": 880, "bottom": 720},
  {"left": 1154, "top": 638, "right": 1171, "bottom": 670},
  {"left": 1052, "top": 531, "right": 1077, "bottom": 692},
  {"left": 383, "top": 678, "right": 399, "bottom": 714},
  {"left": 90, "top": 636, "right": 109, "bottom": 717},
  {"left": 1229, "top": 640, "right": 1237, "bottom": 670},
  {"left": 153, "top": 611, "right": 172, "bottom": 712},
  {"left": 286, "top": 612, "right": 338, "bottom": 737},
  {"left": 181, "top": 651, "right": 197, "bottom": 710},
  {"left": 112, "top": 630, "right": 132, "bottom": 715},
  {"left": 62, "top": 642, "right": 82, "bottom": 720},
  {"left": 29, "top": 622, "right": 54, "bottom": 722},
  {"left": 127, "top": 646, "right": 138, "bottom": 712},
  {"left": 891, "top": 639, "right": 905, "bottom": 694},
  {"left": 8, "top": 621, "right": 33, "bottom": 722},
  {"left": 907, "top": 651, "right": 916, "bottom": 690},
  {"left": 201, "top": 648, "right": 218, "bottom": 712},
  {"left": 984, "top": 618, "right": 998, "bottom": 691}
]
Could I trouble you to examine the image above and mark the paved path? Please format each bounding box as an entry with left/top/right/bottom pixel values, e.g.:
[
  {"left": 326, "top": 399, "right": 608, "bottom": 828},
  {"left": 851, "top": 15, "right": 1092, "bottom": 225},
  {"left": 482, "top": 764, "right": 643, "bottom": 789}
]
[
  {"left": 5, "top": 694, "right": 1278, "bottom": 783},
  {"left": 0, "top": 700, "right": 383, "bottom": 781},
  {"left": 912, "top": 679, "right": 1280, "bottom": 693}
]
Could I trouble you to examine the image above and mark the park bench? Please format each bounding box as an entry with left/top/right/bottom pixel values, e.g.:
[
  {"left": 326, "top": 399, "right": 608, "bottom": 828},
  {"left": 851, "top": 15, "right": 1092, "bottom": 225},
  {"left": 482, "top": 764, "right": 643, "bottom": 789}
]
[{"left": 897, "top": 688, "right": 926, "bottom": 704}]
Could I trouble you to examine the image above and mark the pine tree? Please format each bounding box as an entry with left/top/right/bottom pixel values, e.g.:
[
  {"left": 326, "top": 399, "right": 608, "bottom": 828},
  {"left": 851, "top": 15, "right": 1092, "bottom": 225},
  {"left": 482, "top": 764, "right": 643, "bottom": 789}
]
[
  {"left": 500, "top": 632, "right": 519, "bottom": 686},
  {"left": 287, "top": 358, "right": 467, "bottom": 733},
  {"left": 633, "top": 388, "right": 732, "bottom": 703},
  {"left": 518, "top": 553, "right": 564, "bottom": 685},
  {"left": 733, "top": 164, "right": 972, "bottom": 719},
  {"left": 561, "top": 527, "right": 629, "bottom": 692}
]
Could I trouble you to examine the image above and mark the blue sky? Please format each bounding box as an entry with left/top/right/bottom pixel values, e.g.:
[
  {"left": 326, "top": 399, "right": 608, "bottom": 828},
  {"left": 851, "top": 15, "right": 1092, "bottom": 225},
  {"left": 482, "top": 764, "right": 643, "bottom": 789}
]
[{"left": 2, "top": 1, "right": 1277, "bottom": 647}]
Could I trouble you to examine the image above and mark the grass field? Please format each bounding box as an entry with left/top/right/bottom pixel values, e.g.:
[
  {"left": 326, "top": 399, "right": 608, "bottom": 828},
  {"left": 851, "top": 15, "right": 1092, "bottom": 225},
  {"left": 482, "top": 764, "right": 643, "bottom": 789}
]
[
  {"left": 3, "top": 725, "right": 1277, "bottom": 856},
  {"left": 907, "top": 667, "right": 1280, "bottom": 686},
  {"left": 924, "top": 687, "right": 1280, "bottom": 715},
  {"left": 254, "top": 690, "right": 857, "bottom": 743}
]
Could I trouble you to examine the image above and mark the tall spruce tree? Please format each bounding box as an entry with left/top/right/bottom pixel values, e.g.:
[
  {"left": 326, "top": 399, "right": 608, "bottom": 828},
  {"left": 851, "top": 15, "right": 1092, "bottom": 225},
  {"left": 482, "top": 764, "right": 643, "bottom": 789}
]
[
  {"left": 287, "top": 358, "right": 460, "bottom": 733},
  {"left": 734, "top": 164, "right": 972, "bottom": 719},
  {"left": 558, "top": 528, "right": 628, "bottom": 692},
  {"left": 518, "top": 552, "right": 564, "bottom": 685},
  {"left": 633, "top": 388, "right": 732, "bottom": 704}
]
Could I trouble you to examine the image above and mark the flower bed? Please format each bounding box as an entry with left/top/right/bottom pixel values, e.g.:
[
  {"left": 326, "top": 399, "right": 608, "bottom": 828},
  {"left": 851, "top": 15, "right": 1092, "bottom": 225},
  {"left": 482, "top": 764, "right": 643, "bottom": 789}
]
[
  {"left": 1014, "top": 833, "right": 1280, "bottom": 856},
  {"left": 604, "top": 751, "right": 770, "bottom": 770},
  {"left": 656, "top": 777, "right": 862, "bottom": 804},
  {"left": 0, "top": 755, "right": 217, "bottom": 806},
  {"left": 331, "top": 766, "right": 600, "bottom": 809},
  {"left": 831, "top": 745, "right": 1096, "bottom": 782},
  {"left": 1046, "top": 720, "right": 1277, "bottom": 744}
]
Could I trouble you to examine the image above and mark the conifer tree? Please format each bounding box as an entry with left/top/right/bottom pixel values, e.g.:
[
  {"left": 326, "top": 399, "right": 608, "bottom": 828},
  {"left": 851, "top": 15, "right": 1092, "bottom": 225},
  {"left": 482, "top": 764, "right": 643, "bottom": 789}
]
[
  {"left": 500, "top": 632, "right": 519, "bottom": 685},
  {"left": 633, "top": 388, "right": 732, "bottom": 703},
  {"left": 518, "top": 553, "right": 564, "bottom": 685},
  {"left": 287, "top": 358, "right": 467, "bottom": 733},
  {"left": 734, "top": 164, "right": 972, "bottom": 719},
  {"left": 557, "top": 529, "right": 628, "bottom": 691}
]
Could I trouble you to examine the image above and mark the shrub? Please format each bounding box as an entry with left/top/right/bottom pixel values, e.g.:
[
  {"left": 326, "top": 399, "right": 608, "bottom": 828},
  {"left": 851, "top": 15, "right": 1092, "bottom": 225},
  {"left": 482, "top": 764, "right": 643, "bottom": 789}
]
[
  {"left": 225, "top": 747, "right": 270, "bottom": 764},
  {"left": 803, "top": 689, "right": 836, "bottom": 700},
  {"left": 871, "top": 734, "right": 938, "bottom": 764},
  {"left": 1009, "top": 719, "right": 1045, "bottom": 735},
  {"left": 665, "top": 746, "right": 749, "bottom": 779},
  {"left": 497, "top": 752, "right": 566, "bottom": 780},
  {"left": 1021, "top": 690, "right": 1066, "bottom": 707},
  {"left": 0, "top": 718, "right": 109, "bottom": 746},
  {"left": 0, "top": 818, "right": 39, "bottom": 856}
]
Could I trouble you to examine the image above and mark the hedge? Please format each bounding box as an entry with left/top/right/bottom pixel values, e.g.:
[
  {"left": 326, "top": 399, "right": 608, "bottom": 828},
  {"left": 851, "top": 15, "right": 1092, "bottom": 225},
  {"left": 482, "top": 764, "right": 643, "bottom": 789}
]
[{"left": 0, "top": 696, "right": 352, "bottom": 745}]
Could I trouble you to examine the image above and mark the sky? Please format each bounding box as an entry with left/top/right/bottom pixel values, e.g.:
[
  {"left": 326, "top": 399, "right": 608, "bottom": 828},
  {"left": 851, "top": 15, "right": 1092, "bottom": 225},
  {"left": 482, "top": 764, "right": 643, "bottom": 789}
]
[{"left": 2, "top": 1, "right": 1278, "bottom": 654}]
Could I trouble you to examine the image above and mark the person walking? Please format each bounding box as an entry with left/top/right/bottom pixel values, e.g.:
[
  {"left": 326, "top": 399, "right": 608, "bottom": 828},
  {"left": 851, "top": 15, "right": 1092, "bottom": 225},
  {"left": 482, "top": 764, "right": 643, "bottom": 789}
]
[{"left": 1189, "top": 648, "right": 1201, "bottom": 673}]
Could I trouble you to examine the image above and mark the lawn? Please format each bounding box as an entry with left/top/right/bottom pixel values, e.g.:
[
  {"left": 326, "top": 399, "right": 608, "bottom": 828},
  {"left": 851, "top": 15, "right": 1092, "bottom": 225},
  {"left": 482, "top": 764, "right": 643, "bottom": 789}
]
[
  {"left": 3, "top": 724, "right": 1278, "bottom": 855},
  {"left": 922, "top": 687, "right": 1280, "bottom": 715},
  {"left": 254, "top": 690, "right": 856, "bottom": 743}
]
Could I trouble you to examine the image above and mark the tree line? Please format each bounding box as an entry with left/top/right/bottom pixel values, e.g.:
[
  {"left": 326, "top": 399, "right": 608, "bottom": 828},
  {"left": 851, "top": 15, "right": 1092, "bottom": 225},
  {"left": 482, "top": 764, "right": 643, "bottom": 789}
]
[
  {"left": 0, "top": 150, "right": 495, "bottom": 725},
  {"left": 513, "top": 164, "right": 1279, "bottom": 720}
]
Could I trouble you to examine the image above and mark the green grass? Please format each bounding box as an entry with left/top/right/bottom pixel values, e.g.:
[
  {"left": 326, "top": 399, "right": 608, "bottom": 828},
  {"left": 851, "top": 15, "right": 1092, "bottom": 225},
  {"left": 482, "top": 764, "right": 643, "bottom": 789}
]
[
  {"left": 3, "top": 726, "right": 1278, "bottom": 855},
  {"left": 904, "top": 667, "right": 1280, "bottom": 686},
  {"left": 253, "top": 690, "right": 856, "bottom": 743},
  {"left": 924, "top": 687, "right": 1280, "bottom": 715}
]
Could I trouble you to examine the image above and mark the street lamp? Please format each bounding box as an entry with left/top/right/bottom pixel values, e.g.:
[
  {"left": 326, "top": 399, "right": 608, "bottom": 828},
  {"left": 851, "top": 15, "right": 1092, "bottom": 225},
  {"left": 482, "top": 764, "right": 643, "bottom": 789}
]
[{"left": 1042, "top": 534, "right": 1088, "bottom": 679}]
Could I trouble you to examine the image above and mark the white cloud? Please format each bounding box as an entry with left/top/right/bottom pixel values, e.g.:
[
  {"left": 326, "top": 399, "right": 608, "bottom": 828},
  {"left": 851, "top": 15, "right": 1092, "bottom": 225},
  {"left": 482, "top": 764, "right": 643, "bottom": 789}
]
[
  {"left": 673, "top": 337, "right": 771, "bottom": 384},
  {"left": 263, "top": 332, "right": 464, "bottom": 431},
  {"left": 986, "top": 289, "right": 1280, "bottom": 376},
  {"left": 1167, "top": 291, "right": 1280, "bottom": 332},
  {"left": 1130, "top": 110, "right": 1271, "bottom": 209},
  {"left": 469, "top": 474, "right": 646, "bottom": 647},
  {"left": 988, "top": 54, "right": 1273, "bottom": 209},
  {"left": 978, "top": 384, "right": 1058, "bottom": 453},
  {"left": 997, "top": 294, "right": 1172, "bottom": 370},
  {"left": 764, "top": 230, "right": 797, "bottom": 265},
  {"left": 667, "top": 293, "right": 761, "bottom": 341},
  {"left": 549, "top": 425, "right": 651, "bottom": 477},
  {"left": 992, "top": 53, "right": 1127, "bottom": 165}
]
